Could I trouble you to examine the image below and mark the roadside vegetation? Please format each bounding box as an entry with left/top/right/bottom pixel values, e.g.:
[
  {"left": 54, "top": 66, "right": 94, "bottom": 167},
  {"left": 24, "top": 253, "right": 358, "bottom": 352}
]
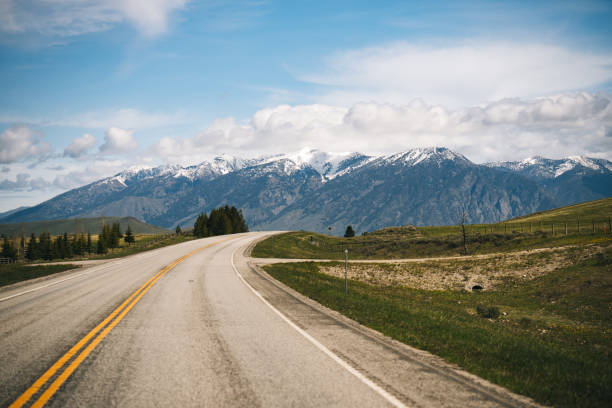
[
  {"left": 0, "top": 264, "right": 80, "bottom": 287},
  {"left": 252, "top": 227, "right": 611, "bottom": 259},
  {"left": 264, "top": 245, "right": 612, "bottom": 408},
  {"left": 256, "top": 199, "right": 612, "bottom": 407},
  {"left": 193, "top": 205, "right": 249, "bottom": 237},
  {"left": 0, "top": 205, "right": 250, "bottom": 286},
  {"left": 252, "top": 198, "right": 612, "bottom": 260}
]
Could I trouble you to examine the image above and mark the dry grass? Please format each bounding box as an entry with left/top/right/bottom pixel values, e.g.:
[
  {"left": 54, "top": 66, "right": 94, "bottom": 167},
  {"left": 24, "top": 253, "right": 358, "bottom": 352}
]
[{"left": 320, "top": 243, "right": 610, "bottom": 291}]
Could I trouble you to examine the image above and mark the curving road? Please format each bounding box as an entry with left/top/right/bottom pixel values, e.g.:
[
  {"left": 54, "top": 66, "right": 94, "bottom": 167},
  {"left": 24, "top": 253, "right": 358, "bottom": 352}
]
[{"left": 0, "top": 232, "right": 539, "bottom": 407}]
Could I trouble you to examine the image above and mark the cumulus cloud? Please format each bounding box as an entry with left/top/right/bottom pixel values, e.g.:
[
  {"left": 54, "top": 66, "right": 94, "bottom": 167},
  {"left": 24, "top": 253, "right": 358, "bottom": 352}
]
[
  {"left": 99, "top": 127, "right": 138, "bottom": 155},
  {"left": 0, "top": 125, "right": 50, "bottom": 164},
  {"left": 52, "top": 159, "right": 127, "bottom": 190},
  {"left": 151, "top": 91, "right": 612, "bottom": 163},
  {"left": 0, "top": 173, "right": 50, "bottom": 191},
  {"left": 301, "top": 42, "right": 612, "bottom": 108},
  {"left": 64, "top": 133, "right": 97, "bottom": 158},
  {"left": 0, "top": 0, "right": 188, "bottom": 38}
]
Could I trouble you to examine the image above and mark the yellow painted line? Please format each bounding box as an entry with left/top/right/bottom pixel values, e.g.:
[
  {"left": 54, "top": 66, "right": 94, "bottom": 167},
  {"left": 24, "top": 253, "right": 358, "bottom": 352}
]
[{"left": 10, "top": 237, "right": 234, "bottom": 408}]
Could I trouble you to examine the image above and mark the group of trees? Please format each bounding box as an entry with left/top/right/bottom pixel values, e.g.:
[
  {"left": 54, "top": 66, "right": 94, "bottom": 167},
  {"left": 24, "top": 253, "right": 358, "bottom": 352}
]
[
  {"left": 0, "top": 223, "right": 137, "bottom": 261},
  {"left": 194, "top": 206, "right": 248, "bottom": 237},
  {"left": 23, "top": 232, "right": 93, "bottom": 261},
  {"left": 96, "top": 222, "right": 134, "bottom": 254}
]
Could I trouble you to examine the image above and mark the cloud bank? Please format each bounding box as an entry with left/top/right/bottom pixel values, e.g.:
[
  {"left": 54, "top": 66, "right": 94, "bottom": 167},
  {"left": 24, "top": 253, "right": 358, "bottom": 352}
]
[
  {"left": 151, "top": 91, "right": 612, "bottom": 164},
  {"left": 301, "top": 42, "right": 612, "bottom": 108}
]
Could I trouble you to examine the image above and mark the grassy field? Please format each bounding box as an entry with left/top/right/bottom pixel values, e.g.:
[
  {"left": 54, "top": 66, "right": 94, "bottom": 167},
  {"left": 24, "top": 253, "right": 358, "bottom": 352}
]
[
  {"left": 264, "top": 246, "right": 612, "bottom": 408},
  {"left": 252, "top": 228, "right": 612, "bottom": 260},
  {"left": 0, "top": 264, "right": 80, "bottom": 287},
  {"left": 252, "top": 198, "right": 612, "bottom": 260},
  {"left": 508, "top": 197, "right": 612, "bottom": 225}
]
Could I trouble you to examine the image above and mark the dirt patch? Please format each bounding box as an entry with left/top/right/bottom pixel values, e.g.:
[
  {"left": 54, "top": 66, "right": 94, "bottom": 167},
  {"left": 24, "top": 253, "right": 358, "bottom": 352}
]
[{"left": 319, "top": 243, "right": 610, "bottom": 291}]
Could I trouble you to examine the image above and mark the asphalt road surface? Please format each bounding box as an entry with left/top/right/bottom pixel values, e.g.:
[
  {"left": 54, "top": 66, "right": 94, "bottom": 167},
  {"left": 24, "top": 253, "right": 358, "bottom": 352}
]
[{"left": 0, "top": 232, "right": 539, "bottom": 407}]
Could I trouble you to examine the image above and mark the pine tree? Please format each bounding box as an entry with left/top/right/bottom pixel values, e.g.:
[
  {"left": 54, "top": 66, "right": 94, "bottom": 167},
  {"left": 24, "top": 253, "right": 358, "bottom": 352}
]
[
  {"left": 124, "top": 225, "right": 135, "bottom": 246},
  {"left": 96, "top": 236, "right": 107, "bottom": 254},
  {"left": 86, "top": 232, "right": 92, "bottom": 254},
  {"left": 344, "top": 225, "right": 355, "bottom": 238},
  {"left": 1, "top": 237, "right": 18, "bottom": 261},
  {"left": 194, "top": 213, "right": 209, "bottom": 237},
  {"left": 26, "top": 233, "right": 38, "bottom": 260},
  {"left": 110, "top": 223, "right": 122, "bottom": 248},
  {"left": 175, "top": 224, "right": 182, "bottom": 235}
]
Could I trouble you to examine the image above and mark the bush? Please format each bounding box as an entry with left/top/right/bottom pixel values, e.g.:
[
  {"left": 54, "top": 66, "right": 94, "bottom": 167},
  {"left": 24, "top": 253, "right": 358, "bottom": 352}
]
[{"left": 476, "top": 304, "right": 501, "bottom": 319}]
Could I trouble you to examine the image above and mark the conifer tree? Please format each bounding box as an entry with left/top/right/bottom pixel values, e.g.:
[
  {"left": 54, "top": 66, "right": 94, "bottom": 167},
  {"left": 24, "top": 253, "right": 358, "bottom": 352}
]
[
  {"left": 124, "top": 225, "right": 135, "bottom": 246},
  {"left": 344, "top": 225, "right": 355, "bottom": 238},
  {"left": 26, "top": 233, "right": 38, "bottom": 260},
  {"left": 86, "top": 232, "right": 92, "bottom": 254},
  {"left": 1, "top": 237, "right": 17, "bottom": 261}
]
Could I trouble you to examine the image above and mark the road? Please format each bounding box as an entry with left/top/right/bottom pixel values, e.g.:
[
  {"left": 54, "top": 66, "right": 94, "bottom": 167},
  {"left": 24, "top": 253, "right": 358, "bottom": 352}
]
[{"left": 0, "top": 232, "right": 539, "bottom": 407}]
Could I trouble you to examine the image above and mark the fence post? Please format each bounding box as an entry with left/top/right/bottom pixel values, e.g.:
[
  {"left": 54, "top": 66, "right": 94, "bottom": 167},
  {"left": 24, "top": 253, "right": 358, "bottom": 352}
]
[
  {"left": 565, "top": 222, "right": 567, "bottom": 235},
  {"left": 552, "top": 223, "right": 554, "bottom": 236}
]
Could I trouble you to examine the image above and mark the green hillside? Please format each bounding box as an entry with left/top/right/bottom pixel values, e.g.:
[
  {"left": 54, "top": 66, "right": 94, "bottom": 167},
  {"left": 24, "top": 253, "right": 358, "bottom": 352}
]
[
  {"left": 0, "top": 216, "right": 168, "bottom": 237},
  {"left": 508, "top": 198, "right": 612, "bottom": 224}
]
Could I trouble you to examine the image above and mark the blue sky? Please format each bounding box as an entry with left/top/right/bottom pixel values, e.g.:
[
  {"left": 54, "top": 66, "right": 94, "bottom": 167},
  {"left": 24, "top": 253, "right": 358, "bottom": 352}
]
[{"left": 1, "top": 0, "right": 612, "bottom": 211}]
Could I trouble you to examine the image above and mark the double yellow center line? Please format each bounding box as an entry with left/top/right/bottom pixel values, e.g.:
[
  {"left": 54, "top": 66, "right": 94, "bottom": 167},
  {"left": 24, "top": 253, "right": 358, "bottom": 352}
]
[{"left": 10, "top": 238, "right": 230, "bottom": 408}]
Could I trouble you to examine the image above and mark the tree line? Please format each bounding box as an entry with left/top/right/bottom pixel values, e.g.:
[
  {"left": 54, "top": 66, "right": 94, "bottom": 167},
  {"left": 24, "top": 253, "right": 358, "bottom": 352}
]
[
  {"left": 1, "top": 222, "right": 136, "bottom": 261},
  {"left": 194, "top": 206, "right": 248, "bottom": 237}
]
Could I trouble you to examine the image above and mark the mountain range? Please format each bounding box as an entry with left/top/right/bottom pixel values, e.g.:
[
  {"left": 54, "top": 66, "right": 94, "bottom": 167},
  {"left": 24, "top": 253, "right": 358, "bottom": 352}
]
[{"left": 2, "top": 147, "right": 611, "bottom": 235}]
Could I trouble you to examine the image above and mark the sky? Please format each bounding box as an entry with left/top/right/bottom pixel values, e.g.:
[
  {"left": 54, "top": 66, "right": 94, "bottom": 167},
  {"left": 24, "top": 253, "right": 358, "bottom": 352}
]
[{"left": 1, "top": 0, "right": 612, "bottom": 211}]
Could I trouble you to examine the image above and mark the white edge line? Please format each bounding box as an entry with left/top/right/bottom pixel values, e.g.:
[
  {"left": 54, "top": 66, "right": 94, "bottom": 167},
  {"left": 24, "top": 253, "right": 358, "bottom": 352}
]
[
  {"left": 0, "top": 269, "right": 97, "bottom": 302},
  {"left": 231, "top": 244, "right": 407, "bottom": 408}
]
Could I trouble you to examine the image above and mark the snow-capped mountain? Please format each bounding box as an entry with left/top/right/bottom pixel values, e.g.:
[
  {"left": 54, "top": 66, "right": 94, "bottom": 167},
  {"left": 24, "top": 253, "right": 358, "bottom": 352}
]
[
  {"left": 486, "top": 156, "right": 612, "bottom": 179},
  {"left": 3, "top": 148, "right": 611, "bottom": 234}
]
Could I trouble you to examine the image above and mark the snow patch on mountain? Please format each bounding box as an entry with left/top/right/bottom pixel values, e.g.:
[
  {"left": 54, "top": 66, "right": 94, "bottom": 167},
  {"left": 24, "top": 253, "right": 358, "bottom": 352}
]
[{"left": 486, "top": 155, "right": 612, "bottom": 178}]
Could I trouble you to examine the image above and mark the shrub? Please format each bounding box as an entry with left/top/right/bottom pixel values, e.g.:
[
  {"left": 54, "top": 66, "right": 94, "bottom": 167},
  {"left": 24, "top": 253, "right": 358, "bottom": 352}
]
[{"left": 476, "top": 304, "right": 501, "bottom": 319}]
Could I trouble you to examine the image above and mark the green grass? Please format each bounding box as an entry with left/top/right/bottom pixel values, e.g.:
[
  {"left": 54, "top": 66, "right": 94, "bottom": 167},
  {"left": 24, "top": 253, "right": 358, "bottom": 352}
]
[
  {"left": 0, "top": 264, "right": 80, "bottom": 287},
  {"left": 508, "top": 197, "right": 612, "bottom": 225},
  {"left": 91, "top": 234, "right": 195, "bottom": 259},
  {"left": 253, "top": 229, "right": 612, "bottom": 260},
  {"left": 253, "top": 199, "right": 612, "bottom": 260},
  {"left": 264, "top": 248, "right": 612, "bottom": 408}
]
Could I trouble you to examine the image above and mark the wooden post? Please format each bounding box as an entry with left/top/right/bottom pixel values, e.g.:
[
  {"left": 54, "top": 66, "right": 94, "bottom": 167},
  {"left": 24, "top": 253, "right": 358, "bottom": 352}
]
[
  {"left": 592, "top": 220, "right": 595, "bottom": 233},
  {"left": 530, "top": 223, "right": 532, "bottom": 233},
  {"left": 564, "top": 222, "right": 567, "bottom": 235},
  {"left": 577, "top": 219, "right": 580, "bottom": 233},
  {"left": 552, "top": 223, "right": 554, "bottom": 236},
  {"left": 504, "top": 223, "right": 507, "bottom": 233}
]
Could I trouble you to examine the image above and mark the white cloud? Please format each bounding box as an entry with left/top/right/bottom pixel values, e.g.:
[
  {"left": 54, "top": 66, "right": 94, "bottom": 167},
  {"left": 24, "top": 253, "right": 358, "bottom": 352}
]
[
  {"left": 0, "top": 173, "right": 51, "bottom": 191},
  {"left": 52, "top": 159, "right": 126, "bottom": 189},
  {"left": 64, "top": 133, "right": 97, "bottom": 158},
  {"left": 0, "top": 0, "right": 188, "bottom": 38},
  {"left": 301, "top": 42, "right": 612, "bottom": 108},
  {"left": 151, "top": 91, "right": 612, "bottom": 163},
  {"left": 99, "top": 127, "right": 138, "bottom": 155},
  {"left": 0, "top": 125, "right": 50, "bottom": 164}
]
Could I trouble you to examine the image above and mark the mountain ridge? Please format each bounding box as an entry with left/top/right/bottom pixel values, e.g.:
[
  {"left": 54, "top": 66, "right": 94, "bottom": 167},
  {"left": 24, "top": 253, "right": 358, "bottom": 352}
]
[{"left": 2, "top": 147, "right": 611, "bottom": 234}]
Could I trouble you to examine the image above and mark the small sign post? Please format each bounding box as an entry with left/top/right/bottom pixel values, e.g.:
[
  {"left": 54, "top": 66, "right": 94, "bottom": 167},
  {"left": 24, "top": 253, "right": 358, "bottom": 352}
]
[{"left": 344, "top": 248, "right": 349, "bottom": 295}]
